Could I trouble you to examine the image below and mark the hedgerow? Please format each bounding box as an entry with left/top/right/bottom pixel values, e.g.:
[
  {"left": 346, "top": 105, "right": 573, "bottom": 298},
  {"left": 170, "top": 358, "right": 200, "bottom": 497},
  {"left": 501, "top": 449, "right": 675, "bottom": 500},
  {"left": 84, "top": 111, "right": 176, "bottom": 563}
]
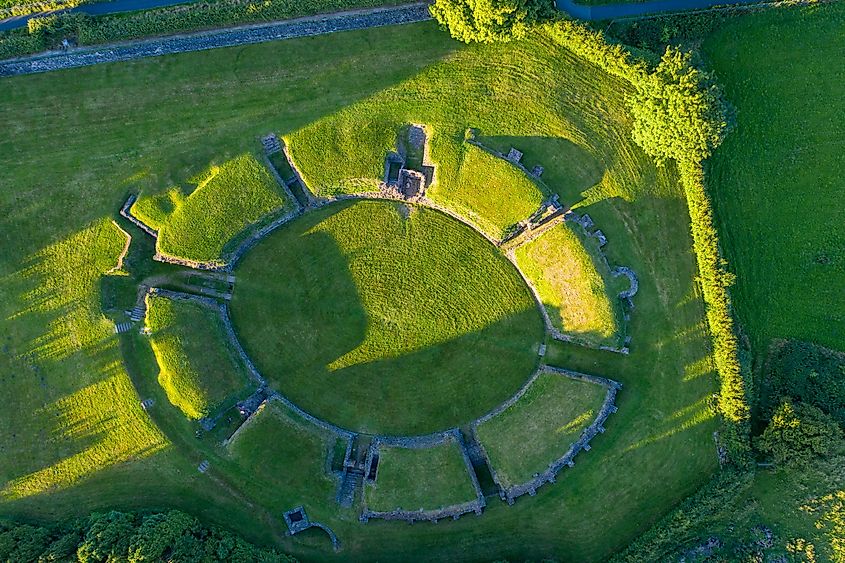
[
  {"left": 545, "top": 17, "right": 750, "bottom": 461},
  {"left": 0, "top": 0, "right": 412, "bottom": 60}
]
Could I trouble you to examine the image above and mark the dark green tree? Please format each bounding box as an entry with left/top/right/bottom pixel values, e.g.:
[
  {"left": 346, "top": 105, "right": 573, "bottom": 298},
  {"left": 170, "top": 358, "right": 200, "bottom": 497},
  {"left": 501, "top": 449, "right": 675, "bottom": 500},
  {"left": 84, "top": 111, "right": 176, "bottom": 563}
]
[
  {"left": 77, "top": 511, "right": 138, "bottom": 563},
  {"left": 757, "top": 400, "right": 844, "bottom": 467},
  {"left": 429, "top": 0, "right": 554, "bottom": 44}
]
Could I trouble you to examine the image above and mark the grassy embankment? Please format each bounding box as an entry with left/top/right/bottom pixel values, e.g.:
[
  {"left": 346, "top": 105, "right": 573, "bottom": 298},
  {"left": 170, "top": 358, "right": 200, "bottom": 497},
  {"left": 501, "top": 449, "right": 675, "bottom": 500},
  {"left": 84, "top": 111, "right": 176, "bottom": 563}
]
[{"left": 132, "top": 153, "right": 293, "bottom": 265}]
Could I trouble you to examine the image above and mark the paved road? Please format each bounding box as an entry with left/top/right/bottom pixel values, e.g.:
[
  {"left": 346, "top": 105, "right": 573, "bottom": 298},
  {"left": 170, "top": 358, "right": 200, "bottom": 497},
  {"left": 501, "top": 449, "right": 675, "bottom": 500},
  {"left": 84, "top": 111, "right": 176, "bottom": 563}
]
[
  {"left": 1, "top": 0, "right": 769, "bottom": 32},
  {"left": 0, "top": 3, "right": 432, "bottom": 76}
]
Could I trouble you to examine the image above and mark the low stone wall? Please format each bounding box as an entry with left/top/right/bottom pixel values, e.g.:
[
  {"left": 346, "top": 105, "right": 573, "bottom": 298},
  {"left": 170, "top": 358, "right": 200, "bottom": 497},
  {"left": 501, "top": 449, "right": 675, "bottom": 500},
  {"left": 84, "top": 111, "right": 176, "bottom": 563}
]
[
  {"left": 361, "top": 431, "right": 486, "bottom": 524},
  {"left": 221, "top": 399, "right": 268, "bottom": 447},
  {"left": 0, "top": 4, "right": 433, "bottom": 77},
  {"left": 223, "top": 206, "right": 301, "bottom": 271},
  {"left": 474, "top": 366, "right": 622, "bottom": 504},
  {"left": 120, "top": 194, "right": 157, "bottom": 238}
]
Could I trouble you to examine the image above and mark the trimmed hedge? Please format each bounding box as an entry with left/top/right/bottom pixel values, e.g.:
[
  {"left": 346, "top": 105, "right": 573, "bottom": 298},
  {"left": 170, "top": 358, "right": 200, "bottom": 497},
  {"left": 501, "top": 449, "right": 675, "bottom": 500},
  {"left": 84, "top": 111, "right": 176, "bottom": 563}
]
[{"left": 0, "top": 0, "right": 410, "bottom": 59}]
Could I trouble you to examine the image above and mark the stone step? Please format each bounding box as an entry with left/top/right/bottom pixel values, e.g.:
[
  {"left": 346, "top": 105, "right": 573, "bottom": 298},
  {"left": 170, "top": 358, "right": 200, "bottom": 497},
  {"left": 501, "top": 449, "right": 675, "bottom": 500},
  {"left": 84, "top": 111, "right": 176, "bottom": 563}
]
[
  {"left": 114, "top": 322, "right": 133, "bottom": 334},
  {"left": 336, "top": 469, "right": 363, "bottom": 508}
]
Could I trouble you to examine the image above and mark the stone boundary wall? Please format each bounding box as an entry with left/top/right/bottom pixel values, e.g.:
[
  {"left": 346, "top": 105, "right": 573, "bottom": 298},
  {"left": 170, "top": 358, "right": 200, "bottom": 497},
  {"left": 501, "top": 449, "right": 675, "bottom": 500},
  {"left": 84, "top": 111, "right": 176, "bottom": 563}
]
[
  {"left": 267, "top": 393, "right": 355, "bottom": 440},
  {"left": 0, "top": 4, "right": 433, "bottom": 77},
  {"left": 473, "top": 366, "right": 621, "bottom": 504},
  {"left": 222, "top": 206, "right": 302, "bottom": 271},
  {"left": 221, "top": 399, "right": 268, "bottom": 448},
  {"left": 361, "top": 431, "right": 486, "bottom": 524},
  {"left": 261, "top": 151, "right": 301, "bottom": 211},
  {"left": 120, "top": 193, "right": 158, "bottom": 238}
]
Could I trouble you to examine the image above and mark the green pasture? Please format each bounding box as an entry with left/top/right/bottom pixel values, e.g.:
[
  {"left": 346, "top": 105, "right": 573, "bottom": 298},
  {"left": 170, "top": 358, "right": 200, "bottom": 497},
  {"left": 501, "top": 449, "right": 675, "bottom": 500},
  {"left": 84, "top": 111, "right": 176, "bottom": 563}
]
[
  {"left": 145, "top": 295, "right": 252, "bottom": 420},
  {"left": 476, "top": 372, "right": 608, "bottom": 488},
  {"left": 366, "top": 441, "right": 477, "bottom": 512},
  {"left": 703, "top": 2, "right": 845, "bottom": 356},
  {"left": 0, "top": 21, "right": 719, "bottom": 561},
  {"left": 132, "top": 153, "right": 293, "bottom": 265},
  {"left": 515, "top": 222, "right": 625, "bottom": 348},
  {"left": 231, "top": 200, "right": 543, "bottom": 436},
  {"left": 226, "top": 402, "right": 339, "bottom": 522}
]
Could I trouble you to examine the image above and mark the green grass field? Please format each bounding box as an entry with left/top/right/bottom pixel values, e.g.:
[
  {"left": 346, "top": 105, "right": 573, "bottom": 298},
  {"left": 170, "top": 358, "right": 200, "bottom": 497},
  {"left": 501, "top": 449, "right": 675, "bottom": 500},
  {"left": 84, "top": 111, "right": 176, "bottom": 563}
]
[
  {"left": 145, "top": 295, "right": 252, "bottom": 420},
  {"left": 515, "top": 222, "right": 625, "bottom": 348},
  {"left": 366, "top": 441, "right": 476, "bottom": 512},
  {"left": 132, "top": 153, "right": 293, "bottom": 265},
  {"left": 703, "top": 3, "right": 845, "bottom": 357},
  {"left": 476, "top": 372, "right": 608, "bottom": 488},
  {"left": 0, "top": 20, "right": 720, "bottom": 562},
  {"left": 231, "top": 200, "right": 543, "bottom": 435},
  {"left": 226, "top": 402, "right": 339, "bottom": 522}
]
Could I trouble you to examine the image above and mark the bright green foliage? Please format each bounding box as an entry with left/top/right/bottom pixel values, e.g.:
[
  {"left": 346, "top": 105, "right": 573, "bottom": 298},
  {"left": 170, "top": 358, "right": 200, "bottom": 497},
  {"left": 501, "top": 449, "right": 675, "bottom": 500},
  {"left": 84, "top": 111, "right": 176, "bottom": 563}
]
[
  {"left": 514, "top": 222, "right": 623, "bottom": 347},
  {"left": 757, "top": 401, "right": 843, "bottom": 468},
  {"left": 679, "top": 161, "right": 749, "bottom": 455},
  {"left": 429, "top": 0, "right": 553, "bottom": 44},
  {"left": 1, "top": 511, "right": 293, "bottom": 562},
  {"left": 134, "top": 153, "right": 292, "bottom": 264},
  {"left": 146, "top": 295, "right": 250, "bottom": 420},
  {"left": 77, "top": 511, "right": 137, "bottom": 563},
  {"left": 366, "top": 442, "right": 476, "bottom": 511},
  {"left": 630, "top": 46, "right": 731, "bottom": 165},
  {"left": 232, "top": 201, "right": 542, "bottom": 435},
  {"left": 227, "top": 403, "right": 337, "bottom": 519},
  {"left": 476, "top": 372, "right": 607, "bottom": 487},
  {"left": 439, "top": 143, "right": 546, "bottom": 239}
]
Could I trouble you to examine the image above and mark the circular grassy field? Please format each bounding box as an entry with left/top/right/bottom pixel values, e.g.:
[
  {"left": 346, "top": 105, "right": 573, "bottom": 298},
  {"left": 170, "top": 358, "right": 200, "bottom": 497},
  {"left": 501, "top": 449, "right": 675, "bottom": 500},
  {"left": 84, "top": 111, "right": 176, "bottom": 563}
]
[{"left": 231, "top": 200, "right": 544, "bottom": 435}]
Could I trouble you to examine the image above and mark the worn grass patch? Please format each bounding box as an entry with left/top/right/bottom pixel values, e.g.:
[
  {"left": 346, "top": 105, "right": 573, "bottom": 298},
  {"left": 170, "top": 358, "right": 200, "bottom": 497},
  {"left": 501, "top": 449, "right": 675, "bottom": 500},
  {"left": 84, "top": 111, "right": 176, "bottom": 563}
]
[
  {"left": 231, "top": 200, "right": 543, "bottom": 435},
  {"left": 515, "top": 222, "right": 624, "bottom": 347},
  {"left": 145, "top": 295, "right": 251, "bottom": 420},
  {"left": 132, "top": 153, "right": 293, "bottom": 264},
  {"left": 476, "top": 372, "right": 607, "bottom": 489},
  {"left": 366, "top": 441, "right": 476, "bottom": 512}
]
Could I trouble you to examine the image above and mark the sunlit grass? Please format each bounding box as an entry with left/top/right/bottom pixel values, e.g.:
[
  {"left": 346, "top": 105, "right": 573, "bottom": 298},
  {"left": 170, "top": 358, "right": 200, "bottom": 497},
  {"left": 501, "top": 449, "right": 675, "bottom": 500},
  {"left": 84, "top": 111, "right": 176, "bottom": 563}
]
[
  {"left": 476, "top": 371, "right": 607, "bottom": 489},
  {"left": 145, "top": 295, "right": 252, "bottom": 420},
  {"left": 2, "top": 368, "right": 168, "bottom": 500},
  {"left": 366, "top": 441, "right": 476, "bottom": 511},
  {"left": 514, "top": 222, "right": 623, "bottom": 347},
  {"left": 132, "top": 153, "right": 294, "bottom": 264}
]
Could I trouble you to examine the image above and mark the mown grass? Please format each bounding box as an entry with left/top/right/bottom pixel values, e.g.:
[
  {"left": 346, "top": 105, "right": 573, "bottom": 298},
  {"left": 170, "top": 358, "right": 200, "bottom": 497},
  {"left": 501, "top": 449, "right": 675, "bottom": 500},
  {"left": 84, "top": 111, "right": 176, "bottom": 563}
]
[
  {"left": 132, "top": 153, "right": 293, "bottom": 264},
  {"left": 145, "top": 295, "right": 252, "bottom": 420},
  {"left": 515, "top": 222, "right": 625, "bottom": 347},
  {"left": 0, "top": 21, "right": 719, "bottom": 562},
  {"left": 226, "top": 402, "right": 338, "bottom": 521},
  {"left": 703, "top": 2, "right": 845, "bottom": 356},
  {"left": 476, "top": 372, "right": 608, "bottom": 489},
  {"left": 231, "top": 200, "right": 543, "bottom": 435},
  {"left": 366, "top": 441, "right": 476, "bottom": 512}
]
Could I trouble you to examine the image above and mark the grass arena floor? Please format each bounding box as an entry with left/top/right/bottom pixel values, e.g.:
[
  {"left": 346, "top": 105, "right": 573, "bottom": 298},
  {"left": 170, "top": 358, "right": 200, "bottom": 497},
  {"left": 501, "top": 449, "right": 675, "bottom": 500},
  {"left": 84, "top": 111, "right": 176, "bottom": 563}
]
[
  {"left": 231, "top": 200, "right": 543, "bottom": 436},
  {"left": 0, "top": 20, "right": 719, "bottom": 562}
]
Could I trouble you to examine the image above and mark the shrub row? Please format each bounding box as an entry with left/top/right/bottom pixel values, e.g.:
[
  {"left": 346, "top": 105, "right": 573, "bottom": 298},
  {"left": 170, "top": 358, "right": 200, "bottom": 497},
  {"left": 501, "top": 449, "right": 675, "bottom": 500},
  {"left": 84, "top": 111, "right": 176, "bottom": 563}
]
[
  {"left": 0, "top": 0, "right": 86, "bottom": 19},
  {"left": 0, "top": 509, "right": 296, "bottom": 562},
  {"left": 546, "top": 16, "right": 750, "bottom": 461},
  {"left": 0, "top": 0, "right": 408, "bottom": 59}
]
